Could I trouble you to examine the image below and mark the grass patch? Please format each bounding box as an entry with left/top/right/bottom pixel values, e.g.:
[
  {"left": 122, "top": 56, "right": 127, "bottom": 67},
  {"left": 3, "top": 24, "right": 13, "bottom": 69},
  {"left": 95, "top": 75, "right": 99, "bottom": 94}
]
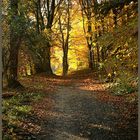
[
  {"left": 108, "top": 76, "right": 138, "bottom": 96},
  {"left": 2, "top": 91, "right": 44, "bottom": 139}
]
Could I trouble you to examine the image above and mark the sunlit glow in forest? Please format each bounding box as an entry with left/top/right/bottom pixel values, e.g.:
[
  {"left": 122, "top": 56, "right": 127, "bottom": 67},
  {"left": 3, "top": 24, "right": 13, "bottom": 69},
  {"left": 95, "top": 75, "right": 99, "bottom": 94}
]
[{"left": 51, "top": 8, "right": 88, "bottom": 75}]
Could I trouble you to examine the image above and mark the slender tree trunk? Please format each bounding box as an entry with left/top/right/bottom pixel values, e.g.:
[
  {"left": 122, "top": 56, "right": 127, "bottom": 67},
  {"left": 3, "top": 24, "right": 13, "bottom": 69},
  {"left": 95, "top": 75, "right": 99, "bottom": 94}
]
[
  {"left": 87, "top": 22, "right": 94, "bottom": 70},
  {"left": 29, "top": 57, "right": 33, "bottom": 75},
  {"left": 63, "top": 49, "right": 68, "bottom": 76},
  {"left": 113, "top": 9, "right": 118, "bottom": 27},
  {"left": 96, "top": 44, "right": 100, "bottom": 63},
  {"left": 88, "top": 45, "right": 94, "bottom": 70},
  {"left": 80, "top": 1, "right": 94, "bottom": 70},
  {"left": 101, "top": 47, "right": 105, "bottom": 61},
  {"left": 38, "top": 0, "right": 45, "bottom": 30},
  {"left": 60, "top": 0, "right": 70, "bottom": 76},
  {"left": 45, "top": 45, "right": 53, "bottom": 74},
  {"left": 101, "top": 17, "right": 105, "bottom": 61},
  {"left": 101, "top": 16, "right": 105, "bottom": 34},
  {"left": 95, "top": 33, "right": 100, "bottom": 63},
  {"left": 35, "top": 3, "right": 40, "bottom": 34}
]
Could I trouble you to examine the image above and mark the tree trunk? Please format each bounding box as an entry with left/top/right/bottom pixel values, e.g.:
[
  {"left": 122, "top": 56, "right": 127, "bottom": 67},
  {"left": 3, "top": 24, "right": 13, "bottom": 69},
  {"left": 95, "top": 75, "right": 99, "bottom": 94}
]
[
  {"left": 35, "top": 4, "right": 40, "bottom": 34},
  {"left": 95, "top": 34, "right": 100, "bottom": 63},
  {"left": 87, "top": 22, "right": 94, "bottom": 70},
  {"left": 101, "top": 17, "right": 105, "bottom": 34},
  {"left": 34, "top": 40, "right": 53, "bottom": 74},
  {"left": 7, "top": 0, "right": 23, "bottom": 88},
  {"left": 45, "top": 46, "right": 53, "bottom": 74},
  {"left": 63, "top": 50, "right": 68, "bottom": 76},
  {"left": 34, "top": 56, "right": 53, "bottom": 74},
  {"left": 88, "top": 45, "right": 94, "bottom": 70},
  {"left": 113, "top": 9, "right": 118, "bottom": 27},
  {"left": 7, "top": 43, "right": 22, "bottom": 88},
  {"left": 101, "top": 48, "right": 105, "bottom": 61},
  {"left": 96, "top": 43, "right": 100, "bottom": 63},
  {"left": 59, "top": 0, "right": 70, "bottom": 76}
]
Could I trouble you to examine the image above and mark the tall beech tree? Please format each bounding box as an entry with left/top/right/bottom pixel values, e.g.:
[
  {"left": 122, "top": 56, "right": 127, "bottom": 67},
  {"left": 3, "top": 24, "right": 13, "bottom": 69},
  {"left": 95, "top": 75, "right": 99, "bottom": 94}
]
[
  {"left": 80, "top": 0, "right": 95, "bottom": 70},
  {"left": 33, "top": 0, "right": 55, "bottom": 74},
  {"left": 58, "top": 0, "right": 71, "bottom": 76},
  {"left": 30, "top": 0, "right": 63, "bottom": 74}
]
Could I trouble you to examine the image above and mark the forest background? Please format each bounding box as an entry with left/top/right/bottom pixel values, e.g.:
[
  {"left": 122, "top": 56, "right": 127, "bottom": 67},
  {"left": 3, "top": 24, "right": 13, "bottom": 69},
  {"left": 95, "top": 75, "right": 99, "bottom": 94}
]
[{"left": 1, "top": 0, "right": 138, "bottom": 139}]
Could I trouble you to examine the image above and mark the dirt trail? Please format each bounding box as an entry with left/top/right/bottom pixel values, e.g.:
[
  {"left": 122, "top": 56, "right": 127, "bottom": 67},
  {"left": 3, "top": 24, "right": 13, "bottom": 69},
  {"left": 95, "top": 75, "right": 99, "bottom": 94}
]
[{"left": 35, "top": 78, "right": 137, "bottom": 140}]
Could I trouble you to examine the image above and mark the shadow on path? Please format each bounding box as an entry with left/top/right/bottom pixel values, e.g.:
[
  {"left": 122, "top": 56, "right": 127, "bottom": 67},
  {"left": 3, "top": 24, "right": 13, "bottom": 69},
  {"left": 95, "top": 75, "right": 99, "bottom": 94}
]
[{"left": 35, "top": 80, "right": 137, "bottom": 140}]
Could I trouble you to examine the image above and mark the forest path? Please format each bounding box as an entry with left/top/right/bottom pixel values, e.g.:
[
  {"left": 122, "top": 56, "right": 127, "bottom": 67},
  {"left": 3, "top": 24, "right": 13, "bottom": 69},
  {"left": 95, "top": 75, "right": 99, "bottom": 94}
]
[{"left": 31, "top": 74, "right": 137, "bottom": 140}]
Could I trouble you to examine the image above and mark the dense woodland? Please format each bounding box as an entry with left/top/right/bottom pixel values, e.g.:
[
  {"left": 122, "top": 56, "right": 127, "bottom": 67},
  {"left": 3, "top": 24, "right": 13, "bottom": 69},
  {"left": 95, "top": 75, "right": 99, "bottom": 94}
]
[{"left": 2, "top": 0, "right": 138, "bottom": 139}]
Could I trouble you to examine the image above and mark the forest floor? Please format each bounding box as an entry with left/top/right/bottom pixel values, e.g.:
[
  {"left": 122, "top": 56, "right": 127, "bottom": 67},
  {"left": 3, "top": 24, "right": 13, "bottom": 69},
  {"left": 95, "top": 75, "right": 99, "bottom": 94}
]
[{"left": 2, "top": 70, "right": 138, "bottom": 140}]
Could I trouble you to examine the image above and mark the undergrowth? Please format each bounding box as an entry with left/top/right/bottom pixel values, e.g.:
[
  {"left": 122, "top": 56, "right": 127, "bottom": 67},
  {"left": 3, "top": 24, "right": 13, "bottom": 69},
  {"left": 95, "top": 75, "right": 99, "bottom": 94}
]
[{"left": 2, "top": 91, "right": 44, "bottom": 140}]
